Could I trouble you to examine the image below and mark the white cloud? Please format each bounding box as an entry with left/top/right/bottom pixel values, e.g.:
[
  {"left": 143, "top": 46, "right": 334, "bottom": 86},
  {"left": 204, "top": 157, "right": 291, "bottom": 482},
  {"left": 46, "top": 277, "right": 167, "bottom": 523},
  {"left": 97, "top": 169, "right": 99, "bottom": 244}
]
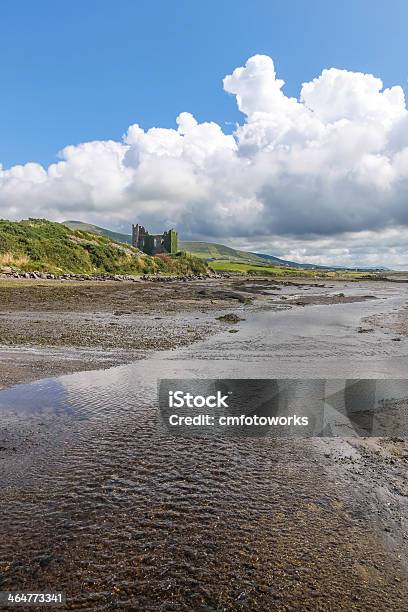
[
  {"left": 300, "top": 68, "right": 405, "bottom": 124},
  {"left": 1, "top": 54, "right": 408, "bottom": 267}
]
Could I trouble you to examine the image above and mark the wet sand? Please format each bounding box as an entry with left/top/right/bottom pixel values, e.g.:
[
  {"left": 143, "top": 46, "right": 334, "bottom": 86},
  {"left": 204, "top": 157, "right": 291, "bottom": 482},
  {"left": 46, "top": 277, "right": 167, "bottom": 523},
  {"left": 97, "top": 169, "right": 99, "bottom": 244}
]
[
  {"left": 0, "top": 276, "right": 408, "bottom": 610},
  {"left": 0, "top": 278, "right": 236, "bottom": 388},
  {"left": 1, "top": 410, "right": 407, "bottom": 610},
  {"left": 0, "top": 276, "right": 376, "bottom": 389}
]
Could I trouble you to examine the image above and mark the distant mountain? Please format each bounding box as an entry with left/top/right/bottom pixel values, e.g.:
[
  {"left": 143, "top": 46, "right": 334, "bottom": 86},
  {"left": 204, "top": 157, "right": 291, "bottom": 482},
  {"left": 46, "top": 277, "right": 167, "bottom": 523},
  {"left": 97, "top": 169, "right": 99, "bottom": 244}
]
[
  {"left": 63, "top": 220, "right": 132, "bottom": 245},
  {"left": 63, "top": 221, "right": 386, "bottom": 271},
  {"left": 178, "top": 241, "right": 270, "bottom": 264},
  {"left": 250, "top": 252, "right": 324, "bottom": 269},
  {"left": 180, "top": 242, "right": 323, "bottom": 268}
]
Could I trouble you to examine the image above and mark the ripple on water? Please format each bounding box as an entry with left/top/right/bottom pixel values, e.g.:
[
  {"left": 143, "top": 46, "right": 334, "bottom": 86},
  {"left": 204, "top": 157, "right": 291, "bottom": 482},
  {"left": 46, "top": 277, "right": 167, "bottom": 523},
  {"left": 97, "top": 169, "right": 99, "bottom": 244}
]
[
  {"left": 1, "top": 376, "right": 408, "bottom": 609},
  {"left": 1, "top": 289, "right": 408, "bottom": 608}
]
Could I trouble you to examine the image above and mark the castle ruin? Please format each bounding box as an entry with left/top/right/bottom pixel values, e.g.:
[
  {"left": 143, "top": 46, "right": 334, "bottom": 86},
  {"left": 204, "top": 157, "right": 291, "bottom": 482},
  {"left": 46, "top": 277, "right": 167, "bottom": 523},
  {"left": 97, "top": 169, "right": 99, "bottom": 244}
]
[{"left": 132, "top": 224, "right": 178, "bottom": 256}]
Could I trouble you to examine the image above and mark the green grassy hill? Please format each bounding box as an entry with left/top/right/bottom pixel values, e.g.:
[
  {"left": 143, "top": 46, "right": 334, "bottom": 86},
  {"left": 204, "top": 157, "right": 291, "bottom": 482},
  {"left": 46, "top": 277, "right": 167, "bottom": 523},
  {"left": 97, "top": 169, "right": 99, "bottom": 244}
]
[
  {"left": 178, "top": 241, "right": 268, "bottom": 264},
  {"left": 63, "top": 221, "right": 305, "bottom": 267},
  {"left": 0, "top": 219, "right": 207, "bottom": 276},
  {"left": 62, "top": 220, "right": 386, "bottom": 273},
  {"left": 63, "top": 220, "right": 133, "bottom": 245},
  {"left": 180, "top": 242, "right": 326, "bottom": 268}
]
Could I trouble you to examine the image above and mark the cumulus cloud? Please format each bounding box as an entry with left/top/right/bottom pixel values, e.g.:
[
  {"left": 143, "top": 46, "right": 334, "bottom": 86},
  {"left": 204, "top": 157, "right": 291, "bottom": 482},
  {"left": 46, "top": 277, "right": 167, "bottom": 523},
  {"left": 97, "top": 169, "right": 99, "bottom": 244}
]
[{"left": 1, "top": 54, "right": 408, "bottom": 266}]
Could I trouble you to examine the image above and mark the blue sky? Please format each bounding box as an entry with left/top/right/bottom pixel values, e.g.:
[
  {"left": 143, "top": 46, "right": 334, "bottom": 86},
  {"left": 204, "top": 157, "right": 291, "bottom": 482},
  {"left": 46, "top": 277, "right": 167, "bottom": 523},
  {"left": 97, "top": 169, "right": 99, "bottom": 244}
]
[
  {"left": 1, "top": 0, "right": 408, "bottom": 168},
  {"left": 1, "top": 0, "right": 408, "bottom": 267}
]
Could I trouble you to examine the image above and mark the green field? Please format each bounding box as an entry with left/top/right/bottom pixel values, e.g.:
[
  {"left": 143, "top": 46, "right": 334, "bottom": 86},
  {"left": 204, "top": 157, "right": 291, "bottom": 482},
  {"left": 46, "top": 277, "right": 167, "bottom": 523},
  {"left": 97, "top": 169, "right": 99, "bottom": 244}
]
[
  {"left": 209, "top": 260, "right": 313, "bottom": 276},
  {"left": 209, "top": 260, "right": 373, "bottom": 278}
]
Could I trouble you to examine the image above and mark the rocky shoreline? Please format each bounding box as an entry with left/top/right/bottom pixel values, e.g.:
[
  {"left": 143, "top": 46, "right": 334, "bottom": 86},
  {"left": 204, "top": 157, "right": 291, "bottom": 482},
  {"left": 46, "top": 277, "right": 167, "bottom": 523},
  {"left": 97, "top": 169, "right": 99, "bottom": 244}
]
[{"left": 0, "top": 269, "right": 219, "bottom": 282}]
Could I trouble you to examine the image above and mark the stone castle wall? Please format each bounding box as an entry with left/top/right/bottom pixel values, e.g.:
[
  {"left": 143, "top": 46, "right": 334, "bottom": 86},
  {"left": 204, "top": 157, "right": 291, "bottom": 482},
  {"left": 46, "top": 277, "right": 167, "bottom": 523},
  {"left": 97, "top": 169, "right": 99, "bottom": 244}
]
[{"left": 132, "top": 224, "right": 178, "bottom": 255}]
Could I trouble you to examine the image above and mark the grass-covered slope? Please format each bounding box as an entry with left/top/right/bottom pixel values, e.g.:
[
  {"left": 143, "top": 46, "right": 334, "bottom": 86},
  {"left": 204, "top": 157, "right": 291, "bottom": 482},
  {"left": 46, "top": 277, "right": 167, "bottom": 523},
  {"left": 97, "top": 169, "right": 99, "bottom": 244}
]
[
  {"left": 63, "top": 220, "right": 386, "bottom": 272},
  {"left": 0, "top": 219, "right": 207, "bottom": 276},
  {"left": 63, "top": 220, "right": 310, "bottom": 267},
  {"left": 64, "top": 220, "right": 132, "bottom": 245},
  {"left": 63, "top": 221, "right": 298, "bottom": 266},
  {"left": 179, "top": 241, "right": 268, "bottom": 264}
]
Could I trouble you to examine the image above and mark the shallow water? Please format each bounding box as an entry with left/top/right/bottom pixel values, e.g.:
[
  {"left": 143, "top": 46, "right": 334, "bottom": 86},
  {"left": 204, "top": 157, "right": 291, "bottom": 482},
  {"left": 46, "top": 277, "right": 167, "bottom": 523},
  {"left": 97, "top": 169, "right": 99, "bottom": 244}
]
[
  {"left": 1, "top": 282, "right": 408, "bottom": 609},
  {"left": 2, "top": 282, "right": 408, "bottom": 421}
]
